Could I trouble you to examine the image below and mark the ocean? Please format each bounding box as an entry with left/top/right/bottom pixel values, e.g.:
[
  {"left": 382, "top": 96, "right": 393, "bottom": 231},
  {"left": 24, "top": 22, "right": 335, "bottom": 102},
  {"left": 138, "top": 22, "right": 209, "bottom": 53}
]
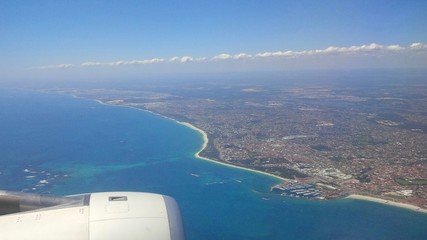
[{"left": 1, "top": 88, "right": 426, "bottom": 240}]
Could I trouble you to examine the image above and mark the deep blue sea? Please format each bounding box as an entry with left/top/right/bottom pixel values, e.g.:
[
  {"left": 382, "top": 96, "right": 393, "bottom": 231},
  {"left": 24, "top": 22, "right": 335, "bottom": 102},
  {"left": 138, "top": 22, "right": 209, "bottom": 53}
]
[{"left": 1, "top": 88, "right": 427, "bottom": 240}]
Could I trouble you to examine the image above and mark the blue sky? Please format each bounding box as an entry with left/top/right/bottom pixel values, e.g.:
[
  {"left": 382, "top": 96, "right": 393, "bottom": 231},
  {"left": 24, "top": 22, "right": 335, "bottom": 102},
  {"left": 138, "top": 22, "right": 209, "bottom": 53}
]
[{"left": 1, "top": 0, "right": 426, "bottom": 81}]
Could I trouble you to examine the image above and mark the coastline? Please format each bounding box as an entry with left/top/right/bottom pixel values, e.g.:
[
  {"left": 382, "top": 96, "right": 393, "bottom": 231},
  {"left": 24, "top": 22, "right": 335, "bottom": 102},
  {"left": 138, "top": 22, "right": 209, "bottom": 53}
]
[
  {"left": 161, "top": 120, "right": 427, "bottom": 214},
  {"left": 346, "top": 194, "right": 427, "bottom": 214},
  {"left": 67, "top": 94, "right": 427, "bottom": 214},
  {"left": 176, "top": 121, "right": 288, "bottom": 182},
  {"left": 89, "top": 97, "right": 286, "bottom": 182},
  {"left": 172, "top": 122, "right": 427, "bottom": 215}
]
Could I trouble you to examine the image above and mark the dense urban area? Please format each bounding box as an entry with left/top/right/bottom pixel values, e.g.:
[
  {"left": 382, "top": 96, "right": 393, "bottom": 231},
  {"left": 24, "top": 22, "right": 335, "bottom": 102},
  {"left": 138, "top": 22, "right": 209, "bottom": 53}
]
[{"left": 47, "top": 74, "right": 427, "bottom": 208}]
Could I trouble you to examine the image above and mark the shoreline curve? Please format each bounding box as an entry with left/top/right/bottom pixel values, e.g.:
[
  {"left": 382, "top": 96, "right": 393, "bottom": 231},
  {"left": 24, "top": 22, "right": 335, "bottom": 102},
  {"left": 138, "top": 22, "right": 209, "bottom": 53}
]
[
  {"left": 176, "top": 121, "right": 287, "bottom": 182},
  {"left": 346, "top": 194, "right": 427, "bottom": 214},
  {"left": 67, "top": 94, "right": 427, "bottom": 215},
  {"left": 177, "top": 120, "right": 427, "bottom": 215}
]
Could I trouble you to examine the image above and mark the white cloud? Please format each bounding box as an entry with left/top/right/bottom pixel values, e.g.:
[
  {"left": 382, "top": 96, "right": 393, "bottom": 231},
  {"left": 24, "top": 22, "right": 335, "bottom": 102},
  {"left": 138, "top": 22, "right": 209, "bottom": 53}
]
[
  {"left": 169, "top": 56, "right": 193, "bottom": 63},
  {"left": 29, "top": 63, "right": 73, "bottom": 70},
  {"left": 409, "top": 42, "right": 427, "bottom": 50},
  {"left": 169, "top": 56, "right": 181, "bottom": 62},
  {"left": 331, "top": 43, "right": 404, "bottom": 53},
  {"left": 81, "top": 61, "right": 106, "bottom": 67},
  {"left": 195, "top": 57, "right": 208, "bottom": 62},
  {"left": 212, "top": 53, "right": 233, "bottom": 60},
  {"left": 169, "top": 56, "right": 207, "bottom": 63},
  {"left": 30, "top": 42, "right": 426, "bottom": 70},
  {"left": 127, "top": 58, "right": 165, "bottom": 64},
  {"left": 233, "top": 53, "right": 252, "bottom": 59},
  {"left": 180, "top": 56, "right": 194, "bottom": 63},
  {"left": 256, "top": 50, "right": 297, "bottom": 58},
  {"left": 386, "top": 45, "right": 404, "bottom": 51},
  {"left": 254, "top": 43, "right": 411, "bottom": 59},
  {"left": 81, "top": 58, "right": 164, "bottom": 67}
]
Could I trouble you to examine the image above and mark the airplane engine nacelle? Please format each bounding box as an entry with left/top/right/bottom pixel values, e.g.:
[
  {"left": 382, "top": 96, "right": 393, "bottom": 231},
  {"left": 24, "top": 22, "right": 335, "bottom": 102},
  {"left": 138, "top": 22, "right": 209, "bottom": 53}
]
[{"left": 0, "top": 191, "right": 185, "bottom": 240}]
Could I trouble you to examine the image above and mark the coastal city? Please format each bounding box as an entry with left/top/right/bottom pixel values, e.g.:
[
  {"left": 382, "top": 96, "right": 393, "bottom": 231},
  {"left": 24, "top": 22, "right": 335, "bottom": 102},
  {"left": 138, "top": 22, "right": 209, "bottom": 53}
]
[
  {"left": 47, "top": 76, "right": 427, "bottom": 209},
  {"left": 3, "top": 1, "right": 427, "bottom": 238}
]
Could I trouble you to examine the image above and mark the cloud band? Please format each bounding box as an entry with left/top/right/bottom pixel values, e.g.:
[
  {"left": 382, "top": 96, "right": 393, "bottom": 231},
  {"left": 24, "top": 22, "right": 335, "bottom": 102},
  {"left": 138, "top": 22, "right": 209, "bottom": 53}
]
[{"left": 30, "top": 42, "right": 427, "bottom": 70}]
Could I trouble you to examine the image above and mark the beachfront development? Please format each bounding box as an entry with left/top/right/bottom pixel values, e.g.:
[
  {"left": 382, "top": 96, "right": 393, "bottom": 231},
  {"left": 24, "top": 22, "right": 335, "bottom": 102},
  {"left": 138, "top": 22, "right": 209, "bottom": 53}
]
[{"left": 45, "top": 74, "right": 427, "bottom": 211}]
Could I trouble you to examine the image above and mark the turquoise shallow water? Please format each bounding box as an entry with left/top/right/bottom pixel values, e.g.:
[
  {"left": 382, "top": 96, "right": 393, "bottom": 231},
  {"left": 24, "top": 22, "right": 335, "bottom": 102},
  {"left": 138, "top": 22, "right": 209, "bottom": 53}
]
[{"left": 1, "top": 88, "right": 427, "bottom": 239}]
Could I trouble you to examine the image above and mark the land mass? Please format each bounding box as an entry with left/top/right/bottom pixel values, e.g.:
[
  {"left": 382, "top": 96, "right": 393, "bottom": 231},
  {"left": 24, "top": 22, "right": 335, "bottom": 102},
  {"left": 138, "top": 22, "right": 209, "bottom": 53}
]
[{"left": 43, "top": 71, "right": 427, "bottom": 210}]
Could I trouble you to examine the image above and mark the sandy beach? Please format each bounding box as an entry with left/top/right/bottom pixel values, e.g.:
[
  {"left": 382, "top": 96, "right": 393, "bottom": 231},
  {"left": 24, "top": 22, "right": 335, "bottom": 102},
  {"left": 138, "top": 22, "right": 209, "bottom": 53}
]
[
  {"left": 92, "top": 99, "right": 284, "bottom": 183},
  {"left": 176, "top": 121, "right": 288, "bottom": 182},
  {"left": 91, "top": 98, "right": 284, "bottom": 183},
  {"left": 90, "top": 97, "right": 427, "bottom": 214},
  {"left": 177, "top": 122, "right": 425, "bottom": 214},
  {"left": 346, "top": 194, "right": 427, "bottom": 214}
]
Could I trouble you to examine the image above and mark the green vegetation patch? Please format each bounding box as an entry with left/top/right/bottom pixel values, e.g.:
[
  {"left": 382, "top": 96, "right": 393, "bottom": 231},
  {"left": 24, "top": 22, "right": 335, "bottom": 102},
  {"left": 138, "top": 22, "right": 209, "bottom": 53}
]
[
  {"left": 352, "top": 134, "right": 389, "bottom": 146},
  {"left": 311, "top": 144, "right": 331, "bottom": 151},
  {"left": 352, "top": 135, "right": 374, "bottom": 146},
  {"left": 248, "top": 151, "right": 258, "bottom": 158},
  {"left": 330, "top": 156, "right": 345, "bottom": 162},
  {"left": 395, "top": 178, "right": 427, "bottom": 185}
]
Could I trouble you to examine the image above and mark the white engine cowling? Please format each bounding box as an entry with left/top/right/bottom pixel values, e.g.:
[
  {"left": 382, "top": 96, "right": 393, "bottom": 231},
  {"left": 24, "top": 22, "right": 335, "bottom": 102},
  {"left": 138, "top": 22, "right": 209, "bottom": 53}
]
[{"left": 0, "top": 191, "right": 185, "bottom": 240}]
